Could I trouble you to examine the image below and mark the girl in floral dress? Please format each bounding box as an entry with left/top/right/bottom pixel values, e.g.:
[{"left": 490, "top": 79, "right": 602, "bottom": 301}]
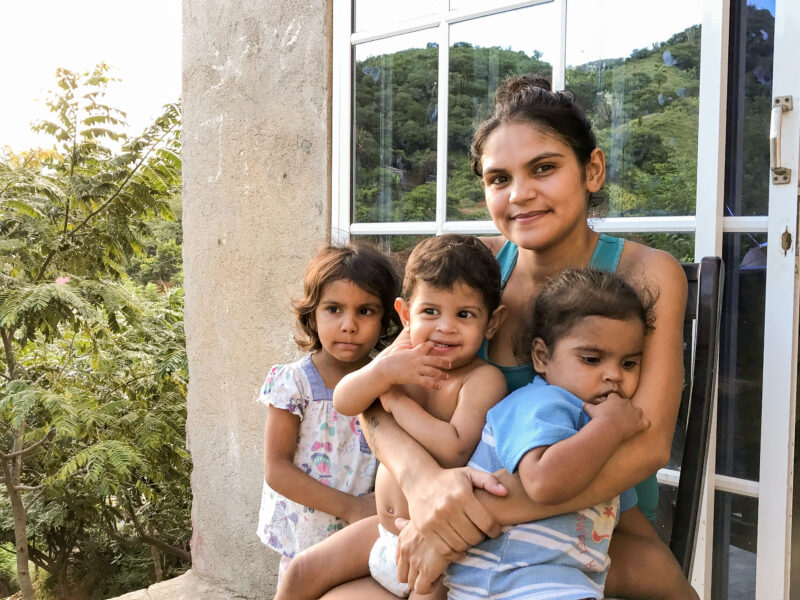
[{"left": 257, "top": 244, "right": 401, "bottom": 581}]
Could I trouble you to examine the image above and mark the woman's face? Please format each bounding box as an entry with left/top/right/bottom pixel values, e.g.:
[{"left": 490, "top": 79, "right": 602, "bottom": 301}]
[{"left": 480, "top": 121, "right": 605, "bottom": 251}]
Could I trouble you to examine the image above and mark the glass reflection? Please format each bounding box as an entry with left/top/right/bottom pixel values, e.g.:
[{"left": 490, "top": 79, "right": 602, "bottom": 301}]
[
  {"left": 354, "top": 0, "right": 436, "bottom": 31},
  {"left": 717, "top": 232, "right": 766, "bottom": 481},
  {"left": 351, "top": 234, "right": 431, "bottom": 271},
  {"left": 725, "top": 0, "right": 775, "bottom": 216},
  {"left": 613, "top": 232, "right": 694, "bottom": 263},
  {"left": 566, "top": 0, "right": 702, "bottom": 218},
  {"left": 446, "top": 4, "right": 557, "bottom": 221},
  {"left": 353, "top": 31, "right": 438, "bottom": 223},
  {"left": 713, "top": 491, "right": 757, "bottom": 600}
]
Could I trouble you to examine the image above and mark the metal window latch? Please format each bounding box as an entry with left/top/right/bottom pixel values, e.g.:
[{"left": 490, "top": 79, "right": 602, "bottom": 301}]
[{"left": 770, "top": 96, "right": 793, "bottom": 185}]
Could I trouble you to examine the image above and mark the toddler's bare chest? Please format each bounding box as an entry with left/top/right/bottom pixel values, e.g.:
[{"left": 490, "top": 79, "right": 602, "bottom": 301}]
[{"left": 405, "top": 378, "right": 464, "bottom": 421}]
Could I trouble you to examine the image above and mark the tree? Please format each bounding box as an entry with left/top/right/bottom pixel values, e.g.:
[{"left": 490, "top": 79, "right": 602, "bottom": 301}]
[{"left": 0, "top": 64, "right": 183, "bottom": 598}]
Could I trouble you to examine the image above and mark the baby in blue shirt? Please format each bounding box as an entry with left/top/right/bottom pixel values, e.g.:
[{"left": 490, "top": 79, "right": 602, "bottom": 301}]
[{"left": 446, "top": 268, "right": 698, "bottom": 600}]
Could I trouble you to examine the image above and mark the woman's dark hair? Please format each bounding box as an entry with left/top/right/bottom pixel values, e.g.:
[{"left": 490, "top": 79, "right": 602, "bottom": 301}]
[
  {"left": 294, "top": 243, "right": 401, "bottom": 352},
  {"left": 470, "top": 75, "right": 603, "bottom": 209},
  {"left": 514, "top": 268, "right": 656, "bottom": 363},
  {"left": 403, "top": 234, "right": 501, "bottom": 314}
]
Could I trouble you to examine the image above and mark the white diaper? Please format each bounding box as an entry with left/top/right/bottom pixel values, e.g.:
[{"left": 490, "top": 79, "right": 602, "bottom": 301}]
[{"left": 369, "top": 523, "right": 411, "bottom": 598}]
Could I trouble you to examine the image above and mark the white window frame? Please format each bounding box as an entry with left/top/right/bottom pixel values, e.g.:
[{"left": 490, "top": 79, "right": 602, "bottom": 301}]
[{"left": 331, "top": 0, "right": 800, "bottom": 596}]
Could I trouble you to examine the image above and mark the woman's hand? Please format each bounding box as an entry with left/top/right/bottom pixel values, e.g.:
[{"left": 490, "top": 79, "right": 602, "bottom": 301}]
[
  {"left": 405, "top": 466, "right": 507, "bottom": 551},
  {"left": 394, "top": 518, "right": 458, "bottom": 594},
  {"left": 393, "top": 467, "right": 508, "bottom": 592}
]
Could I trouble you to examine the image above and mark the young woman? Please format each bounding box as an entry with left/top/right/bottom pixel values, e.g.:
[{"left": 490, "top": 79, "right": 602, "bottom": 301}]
[{"left": 322, "top": 76, "right": 688, "bottom": 599}]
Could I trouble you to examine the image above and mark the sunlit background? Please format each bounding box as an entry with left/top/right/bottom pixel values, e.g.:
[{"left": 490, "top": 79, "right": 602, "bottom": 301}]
[{"left": 0, "top": 0, "right": 182, "bottom": 152}]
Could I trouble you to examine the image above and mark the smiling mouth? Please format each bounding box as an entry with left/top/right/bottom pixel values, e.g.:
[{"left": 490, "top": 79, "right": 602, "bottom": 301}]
[
  {"left": 512, "top": 210, "right": 548, "bottom": 221},
  {"left": 431, "top": 341, "right": 457, "bottom": 351}
]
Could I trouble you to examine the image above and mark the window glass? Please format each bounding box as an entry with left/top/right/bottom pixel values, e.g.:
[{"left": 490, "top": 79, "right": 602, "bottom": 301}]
[
  {"left": 354, "top": 0, "right": 437, "bottom": 31},
  {"left": 351, "top": 234, "right": 431, "bottom": 270},
  {"left": 612, "top": 231, "right": 694, "bottom": 263},
  {"left": 725, "top": 1, "right": 775, "bottom": 216},
  {"left": 446, "top": 4, "right": 557, "bottom": 222},
  {"left": 566, "top": 0, "right": 702, "bottom": 218},
  {"left": 717, "top": 232, "right": 766, "bottom": 481},
  {"left": 713, "top": 492, "right": 757, "bottom": 600},
  {"left": 353, "top": 31, "right": 439, "bottom": 223}
]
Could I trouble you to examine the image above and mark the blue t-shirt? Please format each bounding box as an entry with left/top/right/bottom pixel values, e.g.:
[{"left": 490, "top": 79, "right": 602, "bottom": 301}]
[{"left": 445, "top": 376, "right": 636, "bottom": 599}]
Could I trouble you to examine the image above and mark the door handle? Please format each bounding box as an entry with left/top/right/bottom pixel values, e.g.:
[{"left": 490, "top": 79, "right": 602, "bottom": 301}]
[{"left": 770, "top": 95, "right": 793, "bottom": 185}]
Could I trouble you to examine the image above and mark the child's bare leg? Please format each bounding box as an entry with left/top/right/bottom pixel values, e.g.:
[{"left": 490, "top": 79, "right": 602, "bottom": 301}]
[
  {"left": 275, "top": 515, "right": 379, "bottom": 600},
  {"left": 320, "top": 577, "right": 397, "bottom": 599},
  {"left": 319, "top": 575, "right": 447, "bottom": 600},
  {"left": 615, "top": 506, "right": 661, "bottom": 539},
  {"left": 605, "top": 530, "right": 699, "bottom": 600}
]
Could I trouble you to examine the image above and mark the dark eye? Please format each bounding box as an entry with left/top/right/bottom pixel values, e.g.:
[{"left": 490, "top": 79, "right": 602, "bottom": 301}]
[
  {"left": 622, "top": 360, "right": 640, "bottom": 370},
  {"left": 359, "top": 307, "right": 376, "bottom": 316},
  {"left": 580, "top": 355, "right": 600, "bottom": 365},
  {"left": 487, "top": 174, "right": 508, "bottom": 186},
  {"left": 534, "top": 163, "right": 554, "bottom": 175},
  {"left": 326, "top": 306, "right": 340, "bottom": 314},
  {"left": 457, "top": 310, "right": 473, "bottom": 319}
]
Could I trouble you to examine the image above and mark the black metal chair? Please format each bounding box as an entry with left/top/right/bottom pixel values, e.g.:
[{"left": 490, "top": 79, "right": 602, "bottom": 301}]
[{"left": 655, "top": 256, "right": 724, "bottom": 576}]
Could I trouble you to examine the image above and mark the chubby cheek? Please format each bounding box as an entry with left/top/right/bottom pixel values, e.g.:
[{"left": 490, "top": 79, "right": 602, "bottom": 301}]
[
  {"left": 406, "top": 323, "right": 430, "bottom": 347},
  {"left": 622, "top": 375, "right": 640, "bottom": 398}
]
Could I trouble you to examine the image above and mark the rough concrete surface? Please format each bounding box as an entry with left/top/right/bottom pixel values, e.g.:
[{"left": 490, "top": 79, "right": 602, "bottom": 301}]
[
  {"left": 109, "top": 570, "right": 250, "bottom": 600},
  {"left": 181, "top": 0, "right": 332, "bottom": 597}
]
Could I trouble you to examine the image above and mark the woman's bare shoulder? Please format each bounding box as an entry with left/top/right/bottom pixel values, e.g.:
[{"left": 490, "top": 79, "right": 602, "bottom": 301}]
[
  {"left": 478, "top": 235, "right": 508, "bottom": 257},
  {"left": 620, "top": 241, "right": 688, "bottom": 325},
  {"left": 620, "top": 240, "right": 687, "bottom": 289}
]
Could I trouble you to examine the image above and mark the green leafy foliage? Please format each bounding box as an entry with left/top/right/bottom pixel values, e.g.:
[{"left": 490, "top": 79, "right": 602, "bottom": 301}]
[{"left": 0, "top": 65, "right": 188, "bottom": 598}]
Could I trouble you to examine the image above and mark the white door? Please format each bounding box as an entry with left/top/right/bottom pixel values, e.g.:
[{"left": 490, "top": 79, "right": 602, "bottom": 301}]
[{"left": 753, "top": 0, "right": 800, "bottom": 597}]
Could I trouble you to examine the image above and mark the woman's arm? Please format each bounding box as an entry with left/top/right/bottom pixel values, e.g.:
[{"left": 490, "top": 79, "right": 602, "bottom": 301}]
[
  {"left": 360, "top": 401, "right": 506, "bottom": 548},
  {"left": 264, "top": 406, "right": 376, "bottom": 523}
]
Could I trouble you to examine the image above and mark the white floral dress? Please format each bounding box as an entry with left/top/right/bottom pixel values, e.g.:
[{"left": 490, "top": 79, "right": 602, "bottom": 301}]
[{"left": 256, "top": 355, "right": 378, "bottom": 557}]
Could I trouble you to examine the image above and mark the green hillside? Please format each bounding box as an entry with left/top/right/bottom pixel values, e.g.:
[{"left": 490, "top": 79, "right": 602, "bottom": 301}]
[{"left": 352, "top": 5, "right": 774, "bottom": 259}]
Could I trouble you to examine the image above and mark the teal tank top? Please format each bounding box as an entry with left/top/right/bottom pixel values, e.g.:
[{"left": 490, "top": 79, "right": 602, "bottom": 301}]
[
  {"left": 478, "top": 233, "right": 625, "bottom": 391},
  {"left": 478, "top": 234, "right": 659, "bottom": 521}
]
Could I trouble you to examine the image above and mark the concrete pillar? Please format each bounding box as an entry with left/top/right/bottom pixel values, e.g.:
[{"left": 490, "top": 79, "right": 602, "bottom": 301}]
[{"left": 182, "top": 0, "right": 332, "bottom": 596}]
